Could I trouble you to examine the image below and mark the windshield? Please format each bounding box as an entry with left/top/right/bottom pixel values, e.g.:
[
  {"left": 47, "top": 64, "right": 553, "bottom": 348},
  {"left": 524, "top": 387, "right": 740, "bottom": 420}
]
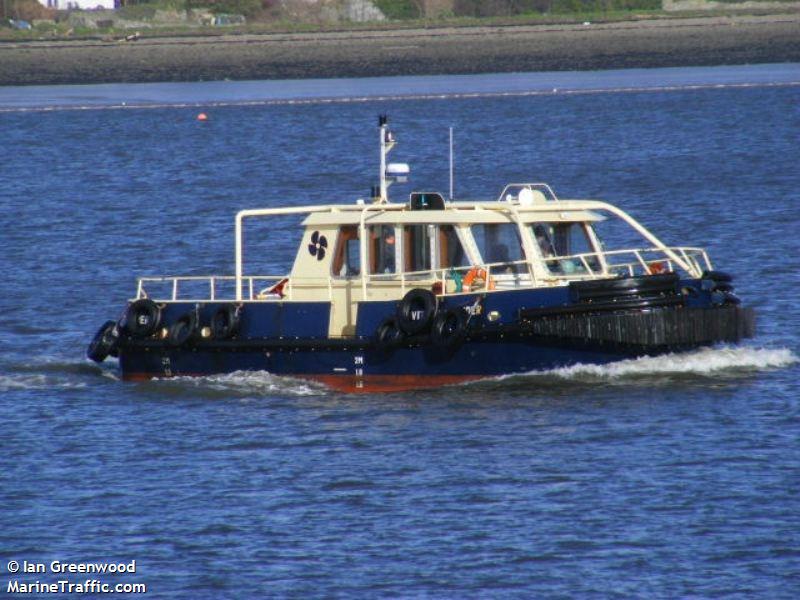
[
  {"left": 472, "top": 222, "right": 524, "bottom": 268},
  {"left": 531, "top": 222, "right": 600, "bottom": 274}
]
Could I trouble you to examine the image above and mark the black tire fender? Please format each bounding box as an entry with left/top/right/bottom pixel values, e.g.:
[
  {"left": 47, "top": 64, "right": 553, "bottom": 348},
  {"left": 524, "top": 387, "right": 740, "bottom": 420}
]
[
  {"left": 396, "top": 288, "right": 437, "bottom": 335},
  {"left": 701, "top": 270, "right": 735, "bottom": 293},
  {"left": 168, "top": 311, "right": 200, "bottom": 347},
  {"left": 701, "top": 270, "right": 733, "bottom": 283},
  {"left": 430, "top": 308, "right": 467, "bottom": 349},
  {"left": 570, "top": 273, "right": 679, "bottom": 302},
  {"left": 124, "top": 298, "right": 162, "bottom": 338},
  {"left": 211, "top": 304, "right": 241, "bottom": 340},
  {"left": 375, "top": 317, "right": 405, "bottom": 350},
  {"left": 87, "top": 320, "right": 119, "bottom": 363}
]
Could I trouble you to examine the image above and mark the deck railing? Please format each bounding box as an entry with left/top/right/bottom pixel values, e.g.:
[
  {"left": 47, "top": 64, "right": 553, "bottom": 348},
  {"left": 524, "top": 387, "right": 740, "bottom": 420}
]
[
  {"left": 134, "top": 246, "right": 711, "bottom": 302},
  {"left": 381, "top": 245, "right": 710, "bottom": 298},
  {"left": 135, "top": 275, "right": 336, "bottom": 303},
  {"left": 543, "top": 246, "right": 711, "bottom": 281}
]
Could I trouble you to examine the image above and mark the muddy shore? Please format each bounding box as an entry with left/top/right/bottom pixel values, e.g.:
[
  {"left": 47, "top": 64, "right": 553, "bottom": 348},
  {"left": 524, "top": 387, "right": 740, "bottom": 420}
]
[{"left": 1, "top": 14, "right": 799, "bottom": 86}]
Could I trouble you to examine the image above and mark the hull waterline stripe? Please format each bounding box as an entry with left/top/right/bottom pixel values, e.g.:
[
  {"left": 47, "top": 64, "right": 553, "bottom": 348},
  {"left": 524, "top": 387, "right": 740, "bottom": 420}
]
[{"left": 120, "top": 372, "right": 484, "bottom": 393}]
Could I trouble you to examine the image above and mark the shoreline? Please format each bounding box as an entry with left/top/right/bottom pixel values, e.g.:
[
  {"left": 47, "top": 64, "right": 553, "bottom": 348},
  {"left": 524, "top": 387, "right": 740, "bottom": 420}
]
[{"left": 1, "top": 13, "right": 799, "bottom": 87}]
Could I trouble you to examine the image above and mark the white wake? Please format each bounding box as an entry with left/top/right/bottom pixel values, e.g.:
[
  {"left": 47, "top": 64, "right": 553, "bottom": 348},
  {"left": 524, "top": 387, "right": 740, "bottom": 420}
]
[
  {"left": 156, "top": 370, "right": 324, "bottom": 397},
  {"left": 545, "top": 346, "right": 797, "bottom": 381}
]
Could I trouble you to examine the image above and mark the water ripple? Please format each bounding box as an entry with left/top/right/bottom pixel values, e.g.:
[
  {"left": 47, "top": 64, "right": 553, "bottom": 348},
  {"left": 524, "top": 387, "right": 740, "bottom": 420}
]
[{"left": 1, "top": 74, "right": 798, "bottom": 598}]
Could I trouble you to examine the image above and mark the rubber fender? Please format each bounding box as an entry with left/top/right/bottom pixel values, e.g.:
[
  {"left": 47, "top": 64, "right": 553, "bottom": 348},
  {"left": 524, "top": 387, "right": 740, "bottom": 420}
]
[
  {"left": 211, "top": 304, "right": 241, "bottom": 340},
  {"left": 396, "top": 288, "right": 437, "bottom": 335},
  {"left": 168, "top": 311, "right": 200, "bottom": 347},
  {"left": 430, "top": 308, "right": 467, "bottom": 349},
  {"left": 124, "top": 299, "right": 162, "bottom": 338},
  {"left": 701, "top": 270, "right": 733, "bottom": 283},
  {"left": 87, "top": 320, "right": 119, "bottom": 363},
  {"left": 375, "top": 317, "right": 405, "bottom": 350},
  {"left": 570, "top": 273, "right": 679, "bottom": 302}
]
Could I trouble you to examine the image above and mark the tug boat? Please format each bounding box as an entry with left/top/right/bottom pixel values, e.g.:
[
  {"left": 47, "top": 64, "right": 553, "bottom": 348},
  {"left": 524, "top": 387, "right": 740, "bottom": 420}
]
[{"left": 88, "top": 116, "right": 754, "bottom": 392}]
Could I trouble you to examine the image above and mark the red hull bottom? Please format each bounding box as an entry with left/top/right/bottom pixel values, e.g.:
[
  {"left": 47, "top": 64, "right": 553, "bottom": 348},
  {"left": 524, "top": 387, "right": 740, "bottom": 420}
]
[
  {"left": 122, "top": 372, "right": 484, "bottom": 393},
  {"left": 305, "top": 374, "right": 484, "bottom": 393}
]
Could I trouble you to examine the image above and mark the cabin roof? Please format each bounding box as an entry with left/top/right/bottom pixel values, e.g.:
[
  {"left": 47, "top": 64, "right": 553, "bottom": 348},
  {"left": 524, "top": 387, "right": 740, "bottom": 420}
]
[{"left": 301, "top": 199, "right": 605, "bottom": 227}]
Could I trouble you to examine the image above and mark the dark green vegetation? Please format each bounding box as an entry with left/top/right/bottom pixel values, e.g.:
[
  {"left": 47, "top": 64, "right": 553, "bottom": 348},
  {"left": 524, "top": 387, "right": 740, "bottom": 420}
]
[
  {"left": 373, "top": 0, "right": 420, "bottom": 19},
  {"left": 374, "top": 0, "right": 795, "bottom": 19},
  {"left": 184, "top": 0, "right": 264, "bottom": 17},
  {"left": 375, "top": 0, "right": 662, "bottom": 18}
]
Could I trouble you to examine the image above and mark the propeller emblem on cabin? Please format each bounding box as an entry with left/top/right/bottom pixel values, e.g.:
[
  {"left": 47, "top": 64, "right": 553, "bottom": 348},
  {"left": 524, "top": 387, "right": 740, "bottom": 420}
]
[{"left": 308, "top": 231, "right": 328, "bottom": 261}]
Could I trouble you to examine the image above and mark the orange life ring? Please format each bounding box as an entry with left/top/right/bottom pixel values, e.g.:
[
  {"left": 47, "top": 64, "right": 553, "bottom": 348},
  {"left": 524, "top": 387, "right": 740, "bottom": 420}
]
[{"left": 463, "top": 268, "right": 495, "bottom": 291}]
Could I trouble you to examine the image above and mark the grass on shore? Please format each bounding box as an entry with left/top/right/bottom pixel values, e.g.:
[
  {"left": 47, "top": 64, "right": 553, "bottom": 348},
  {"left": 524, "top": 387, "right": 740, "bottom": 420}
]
[{"left": 0, "top": 4, "right": 796, "bottom": 43}]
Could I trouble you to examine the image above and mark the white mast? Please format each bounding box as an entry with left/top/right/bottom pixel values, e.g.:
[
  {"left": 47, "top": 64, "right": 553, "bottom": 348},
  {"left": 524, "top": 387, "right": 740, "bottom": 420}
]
[
  {"left": 449, "top": 126, "right": 454, "bottom": 201},
  {"left": 378, "top": 115, "right": 390, "bottom": 203},
  {"left": 376, "top": 115, "right": 408, "bottom": 204}
]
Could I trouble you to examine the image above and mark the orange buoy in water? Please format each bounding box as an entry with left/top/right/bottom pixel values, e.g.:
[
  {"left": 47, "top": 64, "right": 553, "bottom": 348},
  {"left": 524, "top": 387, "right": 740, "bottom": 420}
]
[{"left": 197, "top": 113, "right": 209, "bottom": 121}]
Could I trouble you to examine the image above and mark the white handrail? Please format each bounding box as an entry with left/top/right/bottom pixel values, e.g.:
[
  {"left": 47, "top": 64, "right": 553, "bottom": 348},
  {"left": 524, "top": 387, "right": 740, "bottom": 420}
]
[
  {"left": 235, "top": 206, "right": 334, "bottom": 302},
  {"left": 134, "top": 245, "right": 710, "bottom": 302},
  {"left": 523, "top": 200, "right": 697, "bottom": 276},
  {"left": 632, "top": 250, "right": 650, "bottom": 273},
  {"left": 497, "top": 183, "right": 559, "bottom": 202}
]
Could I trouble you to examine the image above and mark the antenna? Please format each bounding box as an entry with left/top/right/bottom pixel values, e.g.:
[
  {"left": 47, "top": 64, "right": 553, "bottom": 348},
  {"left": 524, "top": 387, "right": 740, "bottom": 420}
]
[{"left": 449, "top": 127, "right": 454, "bottom": 201}]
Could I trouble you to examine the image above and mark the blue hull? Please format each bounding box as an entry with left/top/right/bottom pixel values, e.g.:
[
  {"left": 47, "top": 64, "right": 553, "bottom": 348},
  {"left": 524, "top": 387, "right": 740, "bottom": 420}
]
[
  {"left": 105, "top": 275, "right": 754, "bottom": 393},
  {"left": 119, "top": 337, "right": 653, "bottom": 392}
]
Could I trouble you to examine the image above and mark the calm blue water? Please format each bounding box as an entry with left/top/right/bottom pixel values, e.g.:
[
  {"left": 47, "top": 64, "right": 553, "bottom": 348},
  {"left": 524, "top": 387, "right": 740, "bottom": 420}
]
[
  {"left": 1, "top": 63, "right": 798, "bottom": 111},
  {"left": 1, "top": 65, "right": 799, "bottom": 598}
]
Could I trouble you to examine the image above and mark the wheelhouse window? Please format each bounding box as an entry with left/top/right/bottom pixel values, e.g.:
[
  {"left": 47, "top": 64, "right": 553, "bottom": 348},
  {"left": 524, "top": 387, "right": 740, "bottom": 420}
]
[
  {"left": 332, "top": 226, "right": 360, "bottom": 277},
  {"left": 438, "top": 225, "right": 470, "bottom": 270},
  {"left": 471, "top": 223, "right": 524, "bottom": 270},
  {"left": 531, "top": 222, "right": 599, "bottom": 274},
  {"left": 404, "top": 224, "right": 433, "bottom": 274},
  {"left": 369, "top": 225, "right": 397, "bottom": 275}
]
